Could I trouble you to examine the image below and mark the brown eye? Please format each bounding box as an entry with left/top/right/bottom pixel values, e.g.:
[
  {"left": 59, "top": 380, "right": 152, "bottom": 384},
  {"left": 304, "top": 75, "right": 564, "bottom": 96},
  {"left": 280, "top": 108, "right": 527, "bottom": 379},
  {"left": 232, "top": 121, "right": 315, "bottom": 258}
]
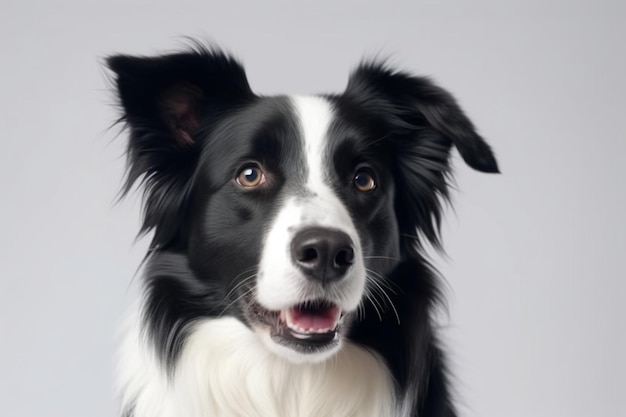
[
  {"left": 236, "top": 165, "right": 266, "bottom": 187},
  {"left": 353, "top": 170, "right": 376, "bottom": 192}
]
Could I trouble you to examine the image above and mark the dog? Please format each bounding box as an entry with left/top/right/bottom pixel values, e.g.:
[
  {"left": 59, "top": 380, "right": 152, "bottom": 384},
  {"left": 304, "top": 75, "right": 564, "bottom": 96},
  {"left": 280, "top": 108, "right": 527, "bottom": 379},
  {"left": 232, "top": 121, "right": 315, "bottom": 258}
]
[{"left": 107, "top": 44, "right": 498, "bottom": 417}]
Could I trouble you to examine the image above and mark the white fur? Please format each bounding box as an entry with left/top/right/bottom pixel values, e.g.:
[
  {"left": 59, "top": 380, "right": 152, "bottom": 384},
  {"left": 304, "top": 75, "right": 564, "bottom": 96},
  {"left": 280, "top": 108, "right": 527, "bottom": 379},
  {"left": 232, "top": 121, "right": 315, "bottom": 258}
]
[
  {"left": 256, "top": 96, "right": 366, "bottom": 362},
  {"left": 118, "top": 311, "right": 398, "bottom": 417}
]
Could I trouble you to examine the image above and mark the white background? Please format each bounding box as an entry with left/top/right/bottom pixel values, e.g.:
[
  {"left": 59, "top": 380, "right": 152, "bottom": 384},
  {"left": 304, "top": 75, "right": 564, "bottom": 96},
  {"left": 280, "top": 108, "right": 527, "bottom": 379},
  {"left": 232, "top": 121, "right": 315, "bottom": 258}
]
[{"left": 1, "top": 1, "right": 624, "bottom": 416}]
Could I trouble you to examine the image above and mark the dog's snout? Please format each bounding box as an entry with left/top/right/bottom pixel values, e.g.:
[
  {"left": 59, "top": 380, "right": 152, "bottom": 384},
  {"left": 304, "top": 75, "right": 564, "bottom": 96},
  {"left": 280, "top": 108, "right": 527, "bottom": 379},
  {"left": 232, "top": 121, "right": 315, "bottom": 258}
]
[{"left": 291, "top": 228, "right": 355, "bottom": 283}]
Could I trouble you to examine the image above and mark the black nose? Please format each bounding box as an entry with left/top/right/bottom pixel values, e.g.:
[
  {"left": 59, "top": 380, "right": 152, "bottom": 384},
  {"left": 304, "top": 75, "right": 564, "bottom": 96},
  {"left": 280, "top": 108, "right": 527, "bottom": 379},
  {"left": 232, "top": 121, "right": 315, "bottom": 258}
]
[{"left": 291, "top": 227, "right": 355, "bottom": 283}]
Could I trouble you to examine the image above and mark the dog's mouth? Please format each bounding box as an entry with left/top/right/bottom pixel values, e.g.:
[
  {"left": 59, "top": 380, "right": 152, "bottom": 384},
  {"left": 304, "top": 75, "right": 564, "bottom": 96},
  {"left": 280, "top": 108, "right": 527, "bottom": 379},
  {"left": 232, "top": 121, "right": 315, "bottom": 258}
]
[{"left": 249, "top": 299, "right": 344, "bottom": 353}]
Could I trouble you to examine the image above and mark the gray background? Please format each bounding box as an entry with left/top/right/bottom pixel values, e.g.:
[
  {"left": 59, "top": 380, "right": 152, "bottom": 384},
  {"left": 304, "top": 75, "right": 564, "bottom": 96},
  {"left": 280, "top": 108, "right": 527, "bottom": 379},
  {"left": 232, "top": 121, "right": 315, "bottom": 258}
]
[{"left": 1, "top": 1, "right": 624, "bottom": 416}]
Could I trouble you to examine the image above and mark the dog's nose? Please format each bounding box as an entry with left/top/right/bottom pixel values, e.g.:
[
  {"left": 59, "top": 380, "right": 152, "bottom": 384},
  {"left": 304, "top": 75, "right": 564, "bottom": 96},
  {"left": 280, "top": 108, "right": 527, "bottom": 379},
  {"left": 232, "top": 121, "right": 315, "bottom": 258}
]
[{"left": 291, "top": 227, "right": 355, "bottom": 283}]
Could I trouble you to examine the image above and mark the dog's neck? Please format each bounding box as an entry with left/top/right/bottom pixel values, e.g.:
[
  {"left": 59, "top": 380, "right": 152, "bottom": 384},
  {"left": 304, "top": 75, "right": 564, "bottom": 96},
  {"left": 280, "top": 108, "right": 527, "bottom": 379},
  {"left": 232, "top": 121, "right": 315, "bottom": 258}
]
[{"left": 119, "top": 314, "right": 402, "bottom": 417}]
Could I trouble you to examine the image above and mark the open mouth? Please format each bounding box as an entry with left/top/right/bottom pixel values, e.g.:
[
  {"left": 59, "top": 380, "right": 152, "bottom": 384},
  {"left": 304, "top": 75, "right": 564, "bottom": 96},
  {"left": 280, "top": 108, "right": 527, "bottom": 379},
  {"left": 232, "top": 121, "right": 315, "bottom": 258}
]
[{"left": 249, "top": 299, "right": 344, "bottom": 353}]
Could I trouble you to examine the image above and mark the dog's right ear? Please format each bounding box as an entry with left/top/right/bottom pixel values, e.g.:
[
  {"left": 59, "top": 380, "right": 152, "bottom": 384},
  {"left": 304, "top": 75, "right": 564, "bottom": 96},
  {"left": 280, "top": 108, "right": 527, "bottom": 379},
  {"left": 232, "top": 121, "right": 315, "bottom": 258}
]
[
  {"left": 107, "top": 48, "right": 253, "bottom": 148},
  {"left": 107, "top": 47, "right": 254, "bottom": 248}
]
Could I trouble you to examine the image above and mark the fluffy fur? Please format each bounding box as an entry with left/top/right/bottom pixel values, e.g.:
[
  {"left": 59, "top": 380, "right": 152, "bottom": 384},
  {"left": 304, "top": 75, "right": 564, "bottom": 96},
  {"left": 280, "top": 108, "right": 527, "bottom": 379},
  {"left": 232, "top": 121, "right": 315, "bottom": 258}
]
[{"left": 107, "top": 44, "right": 498, "bottom": 417}]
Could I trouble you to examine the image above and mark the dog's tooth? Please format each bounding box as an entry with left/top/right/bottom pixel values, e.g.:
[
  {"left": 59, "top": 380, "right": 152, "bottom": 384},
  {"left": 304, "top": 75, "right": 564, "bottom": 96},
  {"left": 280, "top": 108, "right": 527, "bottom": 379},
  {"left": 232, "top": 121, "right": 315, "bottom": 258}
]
[
  {"left": 286, "top": 320, "right": 306, "bottom": 334},
  {"left": 279, "top": 310, "right": 288, "bottom": 323},
  {"left": 285, "top": 309, "right": 296, "bottom": 326}
]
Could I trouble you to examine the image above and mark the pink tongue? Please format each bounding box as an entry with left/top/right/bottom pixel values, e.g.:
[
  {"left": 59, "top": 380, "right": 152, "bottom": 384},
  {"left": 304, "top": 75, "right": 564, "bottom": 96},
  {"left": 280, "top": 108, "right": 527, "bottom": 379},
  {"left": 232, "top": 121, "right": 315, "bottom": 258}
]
[{"left": 289, "top": 305, "right": 340, "bottom": 330}]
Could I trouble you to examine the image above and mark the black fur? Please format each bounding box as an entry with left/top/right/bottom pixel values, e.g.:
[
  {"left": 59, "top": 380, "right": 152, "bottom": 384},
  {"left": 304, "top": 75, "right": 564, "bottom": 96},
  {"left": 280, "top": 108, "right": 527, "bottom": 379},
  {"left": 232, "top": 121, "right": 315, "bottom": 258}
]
[{"left": 108, "top": 44, "right": 498, "bottom": 417}]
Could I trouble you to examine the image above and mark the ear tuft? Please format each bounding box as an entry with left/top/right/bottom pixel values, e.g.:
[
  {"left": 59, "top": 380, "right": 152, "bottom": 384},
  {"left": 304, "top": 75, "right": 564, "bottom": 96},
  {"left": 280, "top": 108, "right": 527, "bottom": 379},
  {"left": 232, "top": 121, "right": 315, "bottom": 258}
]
[{"left": 458, "top": 138, "right": 500, "bottom": 173}]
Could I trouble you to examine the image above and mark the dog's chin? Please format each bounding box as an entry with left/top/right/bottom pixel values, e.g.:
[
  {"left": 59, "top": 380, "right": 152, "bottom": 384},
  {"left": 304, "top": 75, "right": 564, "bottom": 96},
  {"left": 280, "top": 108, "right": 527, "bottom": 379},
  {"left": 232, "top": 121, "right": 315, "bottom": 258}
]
[{"left": 247, "top": 299, "right": 350, "bottom": 363}]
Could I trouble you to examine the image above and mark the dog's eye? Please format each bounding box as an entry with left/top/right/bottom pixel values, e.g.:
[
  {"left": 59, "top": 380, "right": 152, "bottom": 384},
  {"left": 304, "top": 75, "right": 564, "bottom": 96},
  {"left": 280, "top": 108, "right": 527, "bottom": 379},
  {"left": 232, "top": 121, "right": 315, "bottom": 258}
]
[
  {"left": 353, "top": 170, "right": 376, "bottom": 192},
  {"left": 236, "top": 165, "right": 266, "bottom": 187}
]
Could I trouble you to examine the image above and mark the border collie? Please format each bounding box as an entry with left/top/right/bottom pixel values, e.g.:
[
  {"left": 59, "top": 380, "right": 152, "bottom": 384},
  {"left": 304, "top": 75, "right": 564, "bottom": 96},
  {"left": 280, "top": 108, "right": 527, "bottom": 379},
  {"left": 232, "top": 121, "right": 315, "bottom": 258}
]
[{"left": 107, "top": 44, "right": 498, "bottom": 417}]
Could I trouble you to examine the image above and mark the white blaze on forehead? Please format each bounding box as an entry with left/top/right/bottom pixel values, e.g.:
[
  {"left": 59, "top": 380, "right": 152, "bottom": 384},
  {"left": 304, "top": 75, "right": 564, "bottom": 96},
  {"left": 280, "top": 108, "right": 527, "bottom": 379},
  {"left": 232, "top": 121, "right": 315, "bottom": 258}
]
[
  {"left": 290, "top": 95, "right": 358, "bottom": 236},
  {"left": 291, "top": 95, "right": 334, "bottom": 192},
  {"left": 289, "top": 96, "right": 355, "bottom": 227}
]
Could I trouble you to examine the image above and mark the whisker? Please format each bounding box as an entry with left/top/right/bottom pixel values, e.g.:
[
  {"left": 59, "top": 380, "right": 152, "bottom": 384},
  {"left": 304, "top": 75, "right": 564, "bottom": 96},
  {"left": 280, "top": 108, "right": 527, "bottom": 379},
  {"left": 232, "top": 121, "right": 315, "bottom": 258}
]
[
  {"left": 363, "top": 132, "right": 392, "bottom": 147},
  {"left": 367, "top": 275, "right": 401, "bottom": 325},
  {"left": 364, "top": 290, "right": 383, "bottom": 322},
  {"left": 218, "top": 273, "right": 257, "bottom": 306},
  {"left": 217, "top": 286, "right": 254, "bottom": 317},
  {"left": 358, "top": 300, "right": 365, "bottom": 321},
  {"left": 365, "top": 268, "right": 401, "bottom": 294},
  {"left": 362, "top": 255, "right": 400, "bottom": 261}
]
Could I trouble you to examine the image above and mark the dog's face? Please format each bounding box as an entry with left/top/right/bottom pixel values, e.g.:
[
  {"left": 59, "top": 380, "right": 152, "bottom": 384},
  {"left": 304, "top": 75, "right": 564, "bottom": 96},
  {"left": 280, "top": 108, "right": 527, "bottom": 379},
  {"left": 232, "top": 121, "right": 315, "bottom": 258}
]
[
  {"left": 187, "top": 95, "right": 400, "bottom": 362},
  {"left": 108, "top": 47, "right": 498, "bottom": 364}
]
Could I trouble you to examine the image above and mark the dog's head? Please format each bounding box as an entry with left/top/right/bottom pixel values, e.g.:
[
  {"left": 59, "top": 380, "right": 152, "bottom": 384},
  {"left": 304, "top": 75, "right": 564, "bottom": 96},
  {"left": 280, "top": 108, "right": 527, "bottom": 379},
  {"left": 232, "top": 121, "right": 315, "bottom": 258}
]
[{"left": 108, "top": 46, "right": 498, "bottom": 364}]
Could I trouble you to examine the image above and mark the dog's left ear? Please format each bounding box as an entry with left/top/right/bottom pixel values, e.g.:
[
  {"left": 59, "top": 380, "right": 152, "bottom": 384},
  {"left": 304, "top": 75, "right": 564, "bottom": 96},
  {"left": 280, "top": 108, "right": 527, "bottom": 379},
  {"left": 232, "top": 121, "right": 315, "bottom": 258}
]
[
  {"left": 344, "top": 63, "right": 499, "bottom": 173},
  {"left": 344, "top": 63, "right": 499, "bottom": 248}
]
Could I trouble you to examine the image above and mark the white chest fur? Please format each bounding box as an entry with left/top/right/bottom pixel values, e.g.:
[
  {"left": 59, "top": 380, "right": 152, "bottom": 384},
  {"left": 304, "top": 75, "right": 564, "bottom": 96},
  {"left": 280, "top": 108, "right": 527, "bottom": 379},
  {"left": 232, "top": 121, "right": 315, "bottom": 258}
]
[{"left": 118, "top": 316, "right": 400, "bottom": 417}]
